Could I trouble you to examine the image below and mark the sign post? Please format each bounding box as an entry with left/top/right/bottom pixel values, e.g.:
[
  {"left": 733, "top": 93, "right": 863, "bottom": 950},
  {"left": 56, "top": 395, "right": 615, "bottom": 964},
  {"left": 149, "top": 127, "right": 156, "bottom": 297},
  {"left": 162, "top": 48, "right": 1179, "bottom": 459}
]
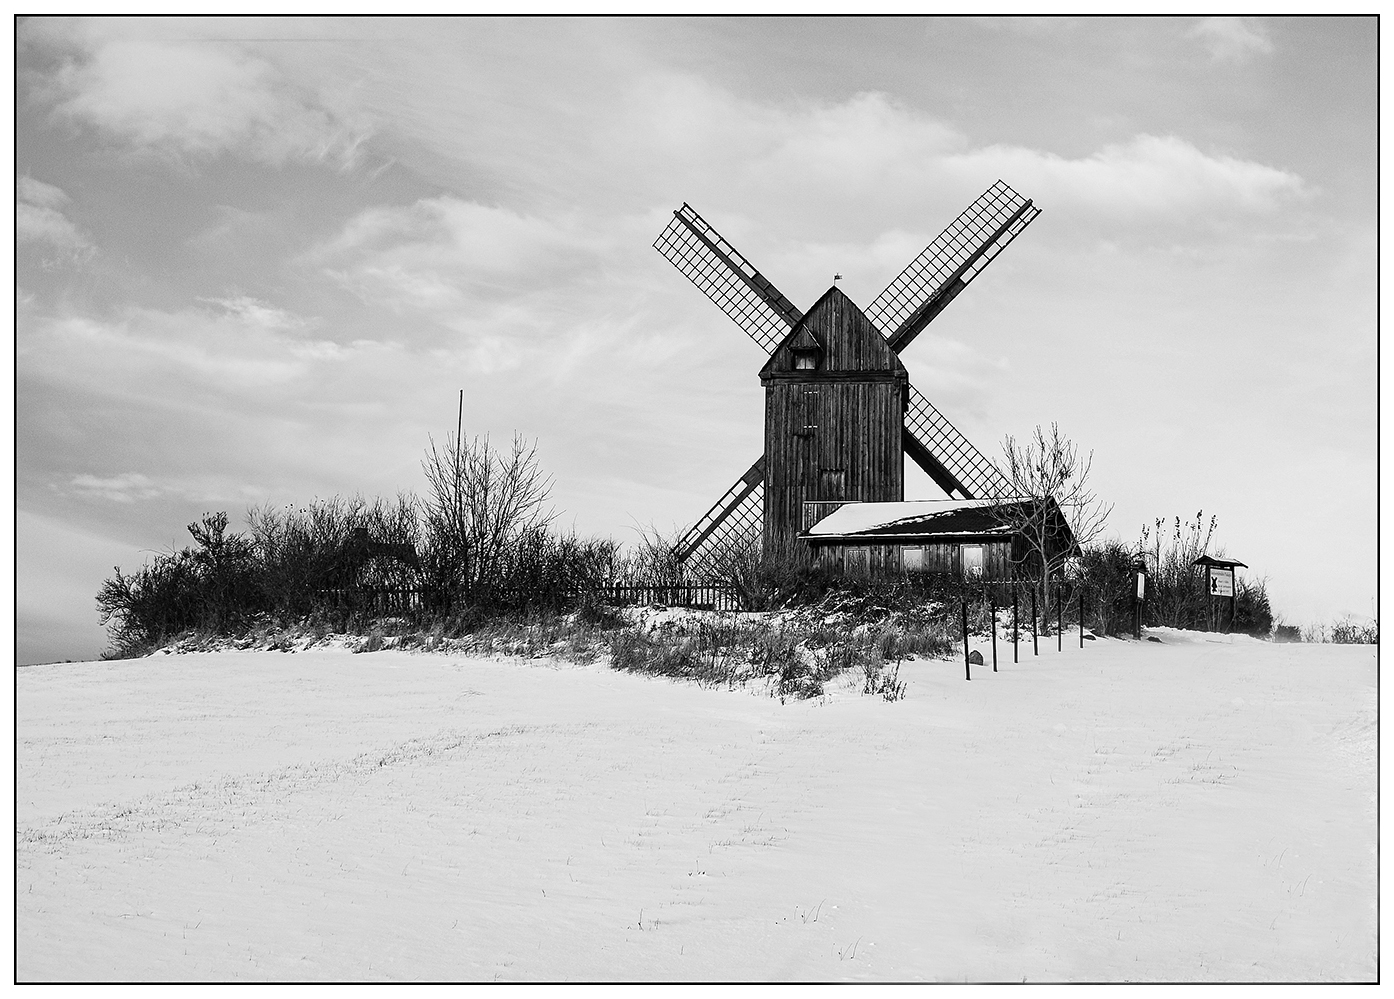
[
  {"left": 990, "top": 587, "right": 998, "bottom": 672},
  {"left": 1134, "top": 568, "right": 1146, "bottom": 639},
  {"left": 1209, "top": 566, "right": 1233, "bottom": 633},
  {"left": 1192, "top": 556, "right": 1247, "bottom": 635}
]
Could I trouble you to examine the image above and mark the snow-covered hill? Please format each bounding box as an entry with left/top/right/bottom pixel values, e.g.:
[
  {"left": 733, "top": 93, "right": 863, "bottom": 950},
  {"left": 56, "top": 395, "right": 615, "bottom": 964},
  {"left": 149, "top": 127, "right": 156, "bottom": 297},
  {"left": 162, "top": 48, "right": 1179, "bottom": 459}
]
[{"left": 16, "top": 631, "right": 1376, "bottom": 982}]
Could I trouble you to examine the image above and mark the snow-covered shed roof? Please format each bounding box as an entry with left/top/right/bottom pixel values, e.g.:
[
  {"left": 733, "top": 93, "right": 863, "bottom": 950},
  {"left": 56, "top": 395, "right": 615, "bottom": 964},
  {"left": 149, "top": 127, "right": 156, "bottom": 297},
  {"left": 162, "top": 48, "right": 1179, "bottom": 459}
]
[{"left": 803, "top": 497, "right": 1037, "bottom": 543}]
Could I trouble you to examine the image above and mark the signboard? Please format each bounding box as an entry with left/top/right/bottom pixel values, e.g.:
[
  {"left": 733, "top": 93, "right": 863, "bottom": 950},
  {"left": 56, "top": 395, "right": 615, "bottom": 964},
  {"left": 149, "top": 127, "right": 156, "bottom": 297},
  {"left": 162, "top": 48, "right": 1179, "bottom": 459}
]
[
  {"left": 1136, "top": 572, "right": 1146, "bottom": 600},
  {"left": 1208, "top": 566, "right": 1234, "bottom": 598},
  {"left": 962, "top": 545, "right": 984, "bottom": 580}
]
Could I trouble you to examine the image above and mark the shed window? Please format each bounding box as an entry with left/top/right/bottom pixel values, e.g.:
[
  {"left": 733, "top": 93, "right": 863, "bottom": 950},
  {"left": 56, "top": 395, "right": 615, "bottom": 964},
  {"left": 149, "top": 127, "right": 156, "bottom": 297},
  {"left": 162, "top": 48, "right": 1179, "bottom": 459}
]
[
  {"left": 902, "top": 546, "right": 925, "bottom": 572},
  {"left": 961, "top": 544, "right": 985, "bottom": 580},
  {"left": 845, "top": 547, "right": 870, "bottom": 574}
]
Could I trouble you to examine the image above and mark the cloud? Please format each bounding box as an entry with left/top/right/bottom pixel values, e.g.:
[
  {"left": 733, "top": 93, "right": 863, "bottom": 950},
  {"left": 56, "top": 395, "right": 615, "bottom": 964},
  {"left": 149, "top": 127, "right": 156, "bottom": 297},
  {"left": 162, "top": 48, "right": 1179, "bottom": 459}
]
[
  {"left": 950, "top": 133, "right": 1308, "bottom": 216},
  {"left": 17, "top": 175, "right": 70, "bottom": 208},
  {"left": 16, "top": 176, "right": 95, "bottom": 263},
  {"left": 304, "top": 196, "right": 614, "bottom": 365},
  {"left": 16, "top": 203, "right": 92, "bottom": 254},
  {"left": 69, "top": 472, "right": 161, "bottom": 504},
  {"left": 21, "top": 297, "right": 339, "bottom": 398},
  {"left": 1188, "top": 17, "right": 1274, "bottom": 62},
  {"left": 608, "top": 85, "right": 1308, "bottom": 238},
  {"left": 199, "top": 295, "right": 313, "bottom": 335},
  {"left": 27, "top": 19, "right": 371, "bottom": 169}
]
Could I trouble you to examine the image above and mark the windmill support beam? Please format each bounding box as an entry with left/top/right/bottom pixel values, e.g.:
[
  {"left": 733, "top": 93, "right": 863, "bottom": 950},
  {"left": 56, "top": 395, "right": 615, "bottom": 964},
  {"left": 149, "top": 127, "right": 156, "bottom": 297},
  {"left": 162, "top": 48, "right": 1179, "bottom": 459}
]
[
  {"left": 903, "top": 429, "right": 972, "bottom": 499},
  {"left": 676, "top": 455, "right": 766, "bottom": 562},
  {"left": 671, "top": 208, "right": 804, "bottom": 328},
  {"left": 887, "top": 200, "right": 1035, "bottom": 354}
]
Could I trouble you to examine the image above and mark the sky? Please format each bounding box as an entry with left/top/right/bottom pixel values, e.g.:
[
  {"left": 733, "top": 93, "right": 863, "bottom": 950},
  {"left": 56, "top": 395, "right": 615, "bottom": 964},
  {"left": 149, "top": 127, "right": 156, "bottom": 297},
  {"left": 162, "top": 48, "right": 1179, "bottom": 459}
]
[{"left": 14, "top": 16, "right": 1377, "bottom": 664}]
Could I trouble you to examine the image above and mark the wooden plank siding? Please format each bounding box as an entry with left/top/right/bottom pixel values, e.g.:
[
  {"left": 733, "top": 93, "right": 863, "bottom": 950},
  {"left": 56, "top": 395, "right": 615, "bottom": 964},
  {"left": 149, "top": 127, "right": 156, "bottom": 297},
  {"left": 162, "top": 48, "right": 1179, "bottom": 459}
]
[
  {"left": 760, "top": 287, "right": 907, "bottom": 557},
  {"left": 816, "top": 539, "right": 1017, "bottom": 580}
]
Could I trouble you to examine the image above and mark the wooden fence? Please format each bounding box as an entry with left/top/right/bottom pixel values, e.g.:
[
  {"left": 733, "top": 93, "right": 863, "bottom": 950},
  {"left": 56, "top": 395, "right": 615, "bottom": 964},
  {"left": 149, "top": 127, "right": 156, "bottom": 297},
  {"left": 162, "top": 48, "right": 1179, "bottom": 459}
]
[
  {"left": 315, "top": 583, "right": 742, "bottom": 616},
  {"left": 316, "top": 587, "right": 428, "bottom": 617},
  {"left": 598, "top": 584, "right": 743, "bottom": 612}
]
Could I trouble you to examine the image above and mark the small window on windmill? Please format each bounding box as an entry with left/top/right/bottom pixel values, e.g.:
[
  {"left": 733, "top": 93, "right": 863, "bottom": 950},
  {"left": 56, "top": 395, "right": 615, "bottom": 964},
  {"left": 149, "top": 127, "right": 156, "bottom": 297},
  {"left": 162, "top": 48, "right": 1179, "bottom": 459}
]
[
  {"left": 790, "top": 328, "right": 823, "bottom": 371},
  {"left": 961, "top": 544, "right": 985, "bottom": 580}
]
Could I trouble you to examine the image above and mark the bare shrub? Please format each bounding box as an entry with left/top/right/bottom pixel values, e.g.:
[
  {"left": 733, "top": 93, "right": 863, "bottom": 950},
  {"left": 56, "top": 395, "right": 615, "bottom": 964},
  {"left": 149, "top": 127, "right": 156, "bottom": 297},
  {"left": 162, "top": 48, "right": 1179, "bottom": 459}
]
[
  {"left": 1328, "top": 618, "right": 1378, "bottom": 644},
  {"left": 421, "top": 429, "right": 554, "bottom": 606}
]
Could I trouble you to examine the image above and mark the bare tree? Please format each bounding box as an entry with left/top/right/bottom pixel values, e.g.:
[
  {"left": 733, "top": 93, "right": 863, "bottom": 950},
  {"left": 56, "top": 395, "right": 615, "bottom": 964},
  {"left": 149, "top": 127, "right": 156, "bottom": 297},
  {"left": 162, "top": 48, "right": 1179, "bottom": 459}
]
[
  {"left": 421, "top": 430, "right": 554, "bottom": 597},
  {"left": 993, "top": 423, "right": 1112, "bottom": 607}
]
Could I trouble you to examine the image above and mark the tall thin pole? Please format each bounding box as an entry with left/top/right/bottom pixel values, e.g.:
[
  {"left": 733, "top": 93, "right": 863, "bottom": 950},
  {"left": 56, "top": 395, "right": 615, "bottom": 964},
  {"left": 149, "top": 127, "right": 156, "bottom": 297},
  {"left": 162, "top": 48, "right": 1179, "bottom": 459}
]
[
  {"left": 1057, "top": 584, "right": 1063, "bottom": 652},
  {"left": 457, "top": 389, "right": 466, "bottom": 600},
  {"left": 1079, "top": 587, "right": 1085, "bottom": 648}
]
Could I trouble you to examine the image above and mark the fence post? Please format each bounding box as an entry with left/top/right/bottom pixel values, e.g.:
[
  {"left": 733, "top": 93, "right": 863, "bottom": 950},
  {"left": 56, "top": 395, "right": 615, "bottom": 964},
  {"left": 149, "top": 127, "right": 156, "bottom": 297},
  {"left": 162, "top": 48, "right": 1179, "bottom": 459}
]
[
  {"left": 1031, "top": 585, "right": 1038, "bottom": 657},
  {"left": 962, "top": 592, "right": 971, "bottom": 681},
  {"left": 1080, "top": 587, "right": 1085, "bottom": 648},
  {"left": 1057, "top": 584, "right": 1063, "bottom": 652},
  {"left": 990, "top": 586, "right": 998, "bottom": 672},
  {"left": 1013, "top": 583, "right": 1019, "bottom": 664}
]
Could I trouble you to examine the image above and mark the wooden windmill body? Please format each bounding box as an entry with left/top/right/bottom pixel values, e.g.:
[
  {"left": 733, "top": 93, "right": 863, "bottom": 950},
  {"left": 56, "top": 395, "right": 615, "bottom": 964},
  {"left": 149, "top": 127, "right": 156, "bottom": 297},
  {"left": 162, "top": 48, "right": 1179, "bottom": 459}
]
[
  {"left": 759, "top": 287, "right": 907, "bottom": 557},
  {"left": 654, "top": 181, "right": 1040, "bottom": 579}
]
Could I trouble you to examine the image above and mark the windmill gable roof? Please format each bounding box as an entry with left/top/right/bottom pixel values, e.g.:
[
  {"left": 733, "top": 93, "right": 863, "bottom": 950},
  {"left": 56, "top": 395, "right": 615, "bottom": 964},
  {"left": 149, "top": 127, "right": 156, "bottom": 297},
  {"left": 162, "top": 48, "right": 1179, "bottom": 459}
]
[{"left": 760, "top": 286, "right": 905, "bottom": 380}]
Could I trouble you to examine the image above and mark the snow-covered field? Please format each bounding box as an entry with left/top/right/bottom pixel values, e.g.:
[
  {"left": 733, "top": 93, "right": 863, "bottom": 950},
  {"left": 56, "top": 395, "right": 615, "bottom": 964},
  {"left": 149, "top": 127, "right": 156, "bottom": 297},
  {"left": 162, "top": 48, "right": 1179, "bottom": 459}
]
[{"left": 16, "top": 629, "right": 1376, "bottom": 982}]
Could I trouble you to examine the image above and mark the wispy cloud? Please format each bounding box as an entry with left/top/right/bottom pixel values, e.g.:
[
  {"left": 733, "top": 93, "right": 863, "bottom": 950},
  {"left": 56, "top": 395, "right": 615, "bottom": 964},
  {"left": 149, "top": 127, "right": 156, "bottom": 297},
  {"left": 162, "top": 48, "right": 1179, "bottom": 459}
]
[
  {"left": 68, "top": 472, "right": 161, "bottom": 504},
  {"left": 1188, "top": 17, "right": 1274, "bottom": 63},
  {"left": 16, "top": 177, "right": 95, "bottom": 263},
  {"left": 950, "top": 133, "right": 1308, "bottom": 215}
]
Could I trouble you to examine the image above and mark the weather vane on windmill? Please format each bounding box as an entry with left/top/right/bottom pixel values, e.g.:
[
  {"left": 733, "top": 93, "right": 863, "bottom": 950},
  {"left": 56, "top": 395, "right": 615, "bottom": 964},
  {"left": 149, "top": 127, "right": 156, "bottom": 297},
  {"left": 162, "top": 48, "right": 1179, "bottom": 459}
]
[{"left": 653, "top": 181, "right": 1041, "bottom": 581}]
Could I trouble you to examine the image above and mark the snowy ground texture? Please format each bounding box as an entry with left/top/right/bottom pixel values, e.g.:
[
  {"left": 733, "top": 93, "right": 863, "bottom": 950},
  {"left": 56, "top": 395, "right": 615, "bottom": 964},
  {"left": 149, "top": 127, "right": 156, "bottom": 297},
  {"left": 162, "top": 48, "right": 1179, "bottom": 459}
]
[{"left": 17, "top": 628, "right": 1376, "bottom": 983}]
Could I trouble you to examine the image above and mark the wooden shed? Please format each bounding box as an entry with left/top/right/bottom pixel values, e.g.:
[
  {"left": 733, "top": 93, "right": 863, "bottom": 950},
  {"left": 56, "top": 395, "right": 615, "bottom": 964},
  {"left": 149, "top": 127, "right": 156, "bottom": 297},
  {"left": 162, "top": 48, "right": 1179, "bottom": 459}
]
[
  {"left": 759, "top": 286, "right": 908, "bottom": 558},
  {"left": 800, "top": 497, "right": 1077, "bottom": 581}
]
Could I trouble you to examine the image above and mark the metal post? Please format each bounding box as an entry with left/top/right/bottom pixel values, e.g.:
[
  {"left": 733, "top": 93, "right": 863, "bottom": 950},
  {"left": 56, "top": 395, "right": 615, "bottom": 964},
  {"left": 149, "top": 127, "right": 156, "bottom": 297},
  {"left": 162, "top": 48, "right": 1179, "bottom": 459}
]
[
  {"left": 1057, "top": 584, "right": 1062, "bottom": 652},
  {"left": 962, "top": 593, "right": 971, "bottom": 681},
  {"left": 1080, "top": 588, "right": 1085, "bottom": 648},
  {"left": 990, "top": 587, "right": 998, "bottom": 672},
  {"left": 1031, "top": 585, "right": 1038, "bottom": 656},
  {"left": 1012, "top": 584, "right": 1019, "bottom": 664}
]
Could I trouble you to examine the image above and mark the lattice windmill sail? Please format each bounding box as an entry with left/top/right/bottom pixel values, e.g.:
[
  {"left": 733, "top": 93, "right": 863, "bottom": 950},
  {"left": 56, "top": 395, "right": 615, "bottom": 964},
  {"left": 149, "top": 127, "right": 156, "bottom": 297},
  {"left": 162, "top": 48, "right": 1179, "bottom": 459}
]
[{"left": 655, "top": 181, "right": 1040, "bottom": 581}]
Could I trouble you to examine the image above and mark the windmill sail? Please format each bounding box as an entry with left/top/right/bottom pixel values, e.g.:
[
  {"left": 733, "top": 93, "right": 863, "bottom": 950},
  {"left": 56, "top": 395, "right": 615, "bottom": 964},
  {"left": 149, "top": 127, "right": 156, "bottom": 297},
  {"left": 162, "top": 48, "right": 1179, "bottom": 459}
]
[
  {"left": 866, "top": 180, "right": 1040, "bottom": 354},
  {"left": 675, "top": 456, "right": 766, "bottom": 582},
  {"left": 654, "top": 204, "right": 803, "bottom": 353},
  {"left": 902, "top": 385, "right": 1010, "bottom": 500}
]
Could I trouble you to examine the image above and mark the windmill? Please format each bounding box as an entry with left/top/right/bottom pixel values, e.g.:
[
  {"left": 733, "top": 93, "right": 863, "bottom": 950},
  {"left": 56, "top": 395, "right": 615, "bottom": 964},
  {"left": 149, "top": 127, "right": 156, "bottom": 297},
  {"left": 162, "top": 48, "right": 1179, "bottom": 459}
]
[{"left": 654, "top": 180, "right": 1040, "bottom": 580}]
